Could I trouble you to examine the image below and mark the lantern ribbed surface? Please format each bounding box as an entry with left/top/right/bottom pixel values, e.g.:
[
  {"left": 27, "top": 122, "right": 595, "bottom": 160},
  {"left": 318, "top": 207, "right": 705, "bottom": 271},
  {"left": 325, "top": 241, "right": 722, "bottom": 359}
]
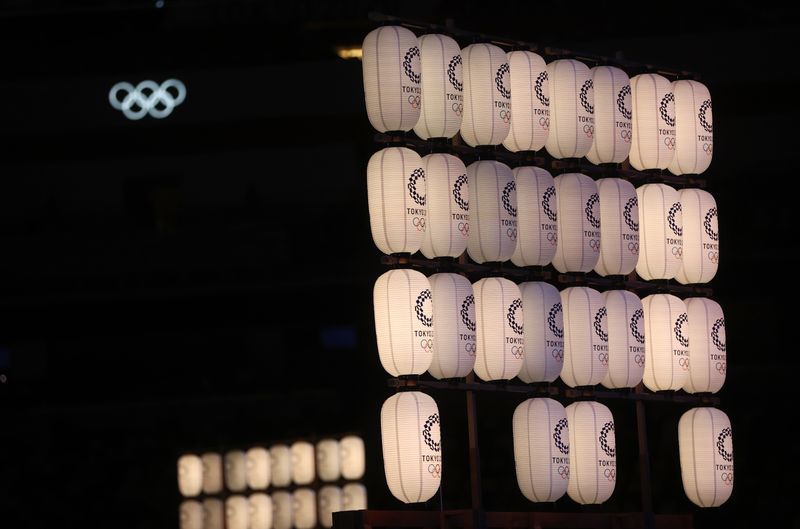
[
  {"left": 678, "top": 407, "right": 733, "bottom": 507},
  {"left": 553, "top": 173, "right": 600, "bottom": 274},
  {"left": 600, "top": 289, "right": 645, "bottom": 389},
  {"left": 293, "top": 488, "right": 317, "bottom": 529},
  {"left": 511, "top": 166, "right": 557, "bottom": 267},
  {"left": 629, "top": 73, "right": 675, "bottom": 170},
  {"left": 586, "top": 66, "right": 632, "bottom": 165},
  {"left": 414, "top": 33, "right": 463, "bottom": 139},
  {"left": 318, "top": 485, "right": 343, "bottom": 529},
  {"left": 225, "top": 495, "right": 250, "bottom": 529},
  {"left": 560, "top": 286, "right": 608, "bottom": 388},
  {"left": 517, "top": 281, "right": 563, "bottom": 383},
  {"left": 291, "top": 441, "right": 316, "bottom": 486},
  {"left": 342, "top": 483, "right": 368, "bottom": 511},
  {"left": 245, "top": 447, "right": 271, "bottom": 490},
  {"left": 178, "top": 454, "right": 203, "bottom": 497},
  {"left": 460, "top": 42, "right": 511, "bottom": 147},
  {"left": 420, "top": 153, "right": 469, "bottom": 259},
  {"left": 202, "top": 498, "right": 224, "bottom": 529},
  {"left": 545, "top": 59, "right": 593, "bottom": 159},
  {"left": 675, "top": 188, "right": 718, "bottom": 285},
  {"left": 270, "top": 445, "right": 292, "bottom": 488},
  {"left": 179, "top": 500, "right": 203, "bottom": 529},
  {"left": 201, "top": 452, "right": 223, "bottom": 495},
  {"left": 642, "top": 293, "right": 690, "bottom": 391},
  {"left": 594, "top": 177, "right": 639, "bottom": 277},
  {"left": 513, "top": 398, "right": 569, "bottom": 502},
  {"left": 473, "top": 276, "right": 524, "bottom": 382},
  {"left": 427, "top": 272, "right": 476, "bottom": 380},
  {"left": 683, "top": 297, "right": 726, "bottom": 394},
  {"left": 636, "top": 183, "right": 682, "bottom": 281},
  {"left": 466, "top": 160, "right": 517, "bottom": 263},
  {"left": 669, "top": 80, "right": 713, "bottom": 176},
  {"left": 249, "top": 494, "right": 272, "bottom": 529},
  {"left": 503, "top": 50, "right": 549, "bottom": 153},
  {"left": 224, "top": 450, "right": 247, "bottom": 492},
  {"left": 565, "top": 401, "right": 616, "bottom": 505},
  {"left": 340, "top": 435, "right": 366, "bottom": 480},
  {"left": 316, "top": 439, "right": 340, "bottom": 483},
  {"left": 272, "top": 491, "right": 293, "bottom": 529}
]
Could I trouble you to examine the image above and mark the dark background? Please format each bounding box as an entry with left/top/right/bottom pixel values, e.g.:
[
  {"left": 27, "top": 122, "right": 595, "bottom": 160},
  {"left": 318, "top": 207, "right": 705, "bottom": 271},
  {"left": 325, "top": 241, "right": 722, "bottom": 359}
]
[{"left": 0, "top": 2, "right": 796, "bottom": 528}]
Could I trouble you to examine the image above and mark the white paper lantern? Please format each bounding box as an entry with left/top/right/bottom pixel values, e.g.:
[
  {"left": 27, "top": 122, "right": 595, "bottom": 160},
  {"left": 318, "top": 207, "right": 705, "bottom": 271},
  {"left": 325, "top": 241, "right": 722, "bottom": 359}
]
[
  {"left": 246, "top": 447, "right": 271, "bottom": 490},
  {"left": 225, "top": 450, "right": 247, "bottom": 492},
  {"left": 367, "top": 147, "right": 426, "bottom": 255},
  {"left": 270, "top": 445, "right": 292, "bottom": 488},
  {"left": 420, "top": 153, "right": 469, "bottom": 259},
  {"left": 545, "top": 59, "right": 593, "bottom": 159},
  {"left": 460, "top": 42, "right": 511, "bottom": 147},
  {"left": 684, "top": 297, "right": 726, "bottom": 394},
  {"left": 594, "top": 178, "right": 639, "bottom": 277},
  {"left": 293, "top": 488, "right": 317, "bottom": 529},
  {"left": 340, "top": 435, "right": 366, "bottom": 481},
  {"left": 466, "top": 160, "right": 517, "bottom": 263},
  {"left": 179, "top": 500, "right": 204, "bottom": 529},
  {"left": 636, "top": 183, "right": 682, "bottom": 281},
  {"left": 552, "top": 173, "right": 600, "bottom": 274},
  {"left": 272, "top": 491, "right": 293, "bottom": 529},
  {"left": 318, "top": 485, "right": 343, "bottom": 529},
  {"left": 291, "top": 441, "right": 316, "bottom": 486},
  {"left": 362, "top": 25, "right": 421, "bottom": 133},
  {"left": 629, "top": 73, "right": 675, "bottom": 170},
  {"left": 473, "top": 277, "right": 524, "bottom": 381},
  {"left": 511, "top": 166, "right": 558, "bottom": 267},
  {"left": 342, "top": 483, "right": 368, "bottom": 511},
  {"left": 513, "top": 398, "right": 570, "bottom": 502},
  {"left": 517, "top": 281, "right": 563, "bottom": 383},
  {"left": 503, "top": 50, "right": 550, "bottom": 152},
  {"left": 560, "top": 286, "right": 608, "bottom": 387},
  {"left": 203, "top": 499, "right": 224, "bottom": 529},
  {"left": 669, "top": 80, "right": 713, "bottom": 176},
  {"left": 225, "top": 495, "right": 250, "bottom": 529},
  {"left": 249, "top": 494, "right": 273, "bottom": 529},
  {"left": 316, "top": 439, "right": 341, "bottom": 483},
  {"left": 373, "top": 268, "right": 434, "bottom": 376},
  {"left": 380, "top": 391, "right": 441, "bottom": 504},
  {"left": 676, "top": 188, "right": 718, "bottom": 285},
  {"left": 586, "top": 66, "right": 632, "bottom": 165},
  {"left": 427, "top": 272, "right": 476, "bottom": 380},
  {"left": 642, "top": 293, "right": 690, "bottom": 391},
  {"left": 566, "top": 401, "right": 616, "bottom": 505},
  {"left": 678, "top": 407, "right": 734, "bottom": 507},
  {"left": 201, "top": 452, "right": 223, "bottom": 495},
  {"left": 414, "top": 34, "right": 463, "bottom": 139},
  {"left": 601, "top": 289, "right": 645, "bottom": 389},
  {"left": 178, "top": 454, "right": 203, "bottom": 497}
]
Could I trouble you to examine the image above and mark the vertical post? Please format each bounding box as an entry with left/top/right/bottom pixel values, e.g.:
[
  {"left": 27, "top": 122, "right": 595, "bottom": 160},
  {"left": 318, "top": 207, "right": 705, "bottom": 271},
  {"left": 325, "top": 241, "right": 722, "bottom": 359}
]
[
  {"left": 635, "top": 383, "right": 655, "bottom": 529},
  {"left": 465, "top": 372, "right": 485, "bottom": 529}
]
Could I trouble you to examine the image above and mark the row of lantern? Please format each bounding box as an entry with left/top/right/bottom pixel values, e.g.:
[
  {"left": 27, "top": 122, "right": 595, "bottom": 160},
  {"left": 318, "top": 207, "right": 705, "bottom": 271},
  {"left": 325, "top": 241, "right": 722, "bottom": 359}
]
[
  {"left": 367, "top": 149, "right": 719, "bottom": 285},
  {"left": 179, "top": 483, "right": 369, "bottom": 529},
  {"left": 374, "top": 270, "right": 727, "bottom": 393},
  {"left": 363, "top": 26, "right": 713, "bottom": 175}
]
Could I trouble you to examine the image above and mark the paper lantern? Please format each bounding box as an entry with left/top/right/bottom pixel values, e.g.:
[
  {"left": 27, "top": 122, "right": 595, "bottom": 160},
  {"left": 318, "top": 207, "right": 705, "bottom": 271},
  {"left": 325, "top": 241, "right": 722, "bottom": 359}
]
[
  {"left": 560, "top": 286, "right": 608, "bottom": 387},
  {"left": 466, "top": 160, "right": 517, "bottom": 263},
  {"left": 367, "top": 147, "right": 426, "bottom": 255},
  {"left": 420, "top": 153, "right": 469, "bottom": 259},
  {"left": 517, "top": 281, "right": 563, "bottom": 383},
  {"left": 224, "top": 450, "right": 247, "bottom": 492},
  {"left": 566, "top": 401, "right": 616, "bottom": 504},
  {"left": 272, "top": 491, "right": 293, "bottom": 529},
  {"left": 225, "top": 495, "right": 250, "bottom": 529},
  {"left": 503, "top": 50, "right": 550, "bottom": 152},
  {"left": 676, "top": 188, "right": 718, "bottom": 285},
  {"left": 473, "top": 276, "right": 524, "bottom": 382},
  {"left": 629, "top": 73, "right": 675, "bottom": 170},
  {"left": 270, "top": 445, "right": 292, "bottom": 488},
  {"left": 291, "top": 441, "right": 316, "bottom": 486},
  {"left": 342, "top": 483, "right": 368, "bottom": 511},
  {"left": 293, "top": 488, "right": 317, "bottom": 529},
  {"left": 669, "top": 80, "right": 713, "bottom": 175},
  {"left": 179, "top": 500, "right": 203, "bottom": 529},
  {"left": 249, "top": 494, "right": 273, "bottom": 529},
  {"left": 601, "top": 289, "right": 645, "bottom": 389},
  {"left": 586, "top": 66, "right": 632, "bottom": 165},
  {"left": 678, "top": 407, "right": 733, "bottom": 507},
  {"left": 177, "top": 454, "right": 203, "bottom": 497},
  {"left": 427, "top": 272, "right": 476, "bottom": 380},
  {"left": 380, "top": 391, "right": 442, "bottom": 503},
  {"left": 552, "top": 173, "right": 600, "bottom": 274},
  {"left": 316, "top": 439, "right": 341, "bottom": 483},
  {"left": 594, "top": 178, "right": 639, "bottom": 277},
  {"left": 460, "top": 42, "right": 511, "bottom": 147},
  {"left": 318, "top": 485, "right": 343, "bottom": 529},
  {"left": 642, "top": 293, "right": 690, "bottom": 391},
  {"left": 684, "top": 297, "right": 726, "bottom": 394},
  {"left": 636, "top": 183, "right": 682, "bottom": 281},
  {"left": 414, "top": 34, "right": 463, "bottom": 139},
  {"left": 511, "top": 166, "right": 557, "bottom": 267},
  {"left": 201, "top": 452, "right": 223, "bottom": 495},
  {"left": 513, "top": 398, "right": 569, "bottom": 502},
  {"left": 545, "top": 59, "right": 593, "bottom": 159},
  {"left": 373, "top": 268, "right": 434, "bottom": 376},
  {"left": 362, "top": 25, "right": 421, "bottom": 133},
  {"left": 246, "top": 447, "right": 271, "bottom": 490},
  {"left": 340, "top": 435, "right": 366, "bottom": 481},
  {"left": 203, "top": 499, "right": 223, "bottom": 529}
]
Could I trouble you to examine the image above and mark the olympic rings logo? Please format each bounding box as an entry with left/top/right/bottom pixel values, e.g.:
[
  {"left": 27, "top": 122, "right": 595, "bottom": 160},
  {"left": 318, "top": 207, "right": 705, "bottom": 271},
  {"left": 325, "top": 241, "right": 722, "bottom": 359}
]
[
  {"left": 604, "top": 468, "right": 616, "bottom": 482},
  {"left": 634, "top": 354, "right": 645, "bottom": 367},
  {"left": 552, "top": 348, "right": 564, "bottom": 361},
  {"left": 464, "top": 342, "right": 477, "bottom": 356},
  {"left": 720, "top": 472, "right": 733, "bottom": 486},
  {"left": 542, "top": 186, "right": 558, "bottom": 222},
  {"left": 408, "top": 168, "right": 426, "bottom": 206},
  {"left": 620, "top": 129, "right": 632, "bottom": 143},
  {"left": 461, "top": 294, "right": 476, "bottom": 331},
  {"left": 534, "top": 70, "right": 549, "bottom": 106},
  {"left": 660, "top": 92, "right": 675, "bottom": 127},
  {"left": 589, "top": 239, "right": 601, "bottom": 252},
  {"left": 511, "top": 345, "right": 524, "bottom": 359},
  {"left": 428, "top": 464, "right": 441, "bottom": 478},
  {"left": 672, "top": 246, "right": 683, "bottom": 258},
  {"left": 558, "top": 465, "right": 570, "bottom": 479},
  {"left": 412, "top": 217, "right": 426, "bottom": 231},
  {"left": 598, "top": 351, "right": 609, "bottom": 365},
  {"left": 452, "top": 102, "right": 463, "bottom": 116},
  {"left": 458, "top": 222, "right": 470, "bottom": 236},
  {"left": 580, "top": 79, "right": 594, "bottom": 114},
  {"left": 585, "top": 193, "right": 601, "bottom": 228},
  {"left": 547, "top": 232, "right": 558, "bottom": 246},
  {"left": 716, "top": 361, "right": 727, "bottom": 375},
  {"left": 717, "top": 426, "right": 733, "bottom": 462},
  {"left": 416, "top": 288, "right": 433, "bottom": 327},
  {"left": 708, "top": 251, "right": 719, "bottom": 264},
  {"left": 628, "top": 242, "right": 640, "bottom": 254},
  {"left": 453, "top": 173, "right": 469, "bottom": 211},
  {"left": 539, "top": 116, "right": 550, "bottom": 130},
  {"left": 583, "top": 123, "right": 594, "bottom": 138},
  {"left": 420, "top": 338, "right": 433, "bottom": 352},
  {"left": 109, "top": 79, "right": 186, "bottom": 120},
  {"left": 664, "top": 137, "right": 676, "bottom": 150},
  {"left": 495, "top": 63, "right": 511, "bottom": 99},
  {"left": 675, "top": 313, "right": 689, "bottom": 347},
  {"left": 631, "top": 308, "right": 645, "bottom": 344},
  {"left": 678, "top": 357, "right": 690, "bottom": 370},
  {"left": 507, "top": 298, "right": 524, "bottom": 334},
  {"left": 599, "top": 421, "right": 615, "bottom": 457},
  {"left": 554, "top": 417, "right": 569, "bottom": 454},
  {"left": 507, "top": 227, "right": 518, "bottom": 240},
  {"left": 703, "top": 142, "right": 713, "bottom": 155},
  {"left": 408, "top": 95, "right": 421, "bottom": 109},
  {"left": 712, "top": 317, "right": 726, "bottom": 352},
  {"left": 499, "top": 109, "right": 512, "bottom": 124}
]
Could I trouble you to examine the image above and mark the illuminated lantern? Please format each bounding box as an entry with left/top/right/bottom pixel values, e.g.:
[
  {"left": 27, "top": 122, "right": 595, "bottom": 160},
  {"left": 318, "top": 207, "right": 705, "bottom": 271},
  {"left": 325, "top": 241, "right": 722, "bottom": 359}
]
[
  {"left": 553, "top": 173, "right": 600, "bottom": 274},
  {"left": 636, "top": 183, "right": 682, "bottom": 281},
  {"left": 684, "top": 297, "right": 726, "bottom": 394},
  {"left": 503, "top": 50, "right": 550, "bottom": 152},
  {"left": 512, "top": 398, "right": 569, "bottom": 502},
  {"left": 291, "top": 441, "right": 316, "bottom": 486},
  {"left": 177, "top": 454, "right": 203, "bottom": 497},
  {"left": 293, "top": 488, "right": 317, "bottom": 529},
  {"left": 642, "top": 293, "right": 689, "bottom": 391},
  {"left": 201, "top": 452, "right": 223, "bottom": 495},
  {"left": 270, "top": 444, "right": 292, "bottom": 488},
  {"left": 566, "top": 401, "right": 616, "bottom": 504},
  {"left": 669, "top": 80, "right": 713, "bottom": 176},
  {"left": 420, "top": 153, "right": 469, "bottom": 259},
  {"left": 466, "top": 160, "right": 517, "bottom": 263},
  {"left": 473, "top": 276, "right": 524, "bottom": 381},
  {"left": 676, "top": 188, "right": 718, "bottom": 285},
  {"left": 318, "top": 485, "right": 343, "bottom": 529},
  {"left": 427, "top": 272, "right": 476, "bottom": 380},
  {"left": 373, "top": 268, "right": 434, "bottom": 376},
  {"left": 560, "top": 286, "right": 608, "bottom": 387},
  {"left": 629, "top": 73, "right": 675, "bottom": 170},
  {"left": 601, "top": 289, "right": 645, "bottom": 389},
  {"left": 340, "top": 435, "right": 366, "bottom": 480},
  {"left": 517, "top": 281, "right": 563, "bottom": 383},
  {"left": 380, "top": 391, "right": 442, "bottom": 503},
  {"left": 249, "top": 494, "right": 273, "bottom": 529},
  {"left": 225, "top": 495, "right": 250, "bottom": 529},
  {"left": 362, "top": 25, "right": 421, "bottom": 133},
  {"left": 594, "top": 178, "right": 639, "bottom": 277},
  {"left": 586, "top": 66, "right": 632, "bottom": 165},
  {"left": 460, "top": 42, "right": 511, "bottom": 147},
  {"left": 342, "top": 483, "right": 369, "bottom": 510},
  {"left": 545, "top": 59, "right": 593, "bottom": 159},
  {"left": 203, "top": 499, "right": 224, "bottom": 529},
  {"left": 224, "top": 450, "right": 247, "bottom": 492},
  {"left": 367, "top": 147, "right": 426, "bottom": 255},
  {"left": 246, "top": 446, "right": 271, "bottom": 490},
  {"left": 511, "top": 166, "right": 557, "bottom": 267},
  {"left": 316, "top": 439, "right": 341, "bottom": 483},
  {"left": 678, "top": 407, "right": 734, "bottom": 507},
  {"left": 179, "top": 500, "right": 203, "bottom": 529},
  {"left": 414, "top": 34, "right": 463, "bottom": 139},
  {"left": 272, "top": 491, "right": 293, "bottom": 529}
]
